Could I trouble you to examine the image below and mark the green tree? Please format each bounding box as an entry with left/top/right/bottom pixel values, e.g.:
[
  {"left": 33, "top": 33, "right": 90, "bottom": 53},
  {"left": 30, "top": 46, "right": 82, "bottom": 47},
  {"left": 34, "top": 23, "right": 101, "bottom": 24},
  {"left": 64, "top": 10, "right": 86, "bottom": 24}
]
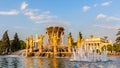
[
  {"left": 20, "top": 40, "right": 26, "bottom": 49},
  {"left": 116, "top": 29, "right": 120, "bottom": 44},
  {"left": 11, "top": 33, "right": 20, "bottom": 52},
  {"left": 113, "top": 44, "right": 120, "bottom": 52},
  {"left": 1, "top": 31, "right": 10, "bottom": 54},
  {"left": 9, "top": 40, "right": 13, "bottom": 53},
  {"left": 113, "top": 29, "right": 120, "bottom": 53},
  {"left": 107, "top": 44, "right": 112, "bottom": 53}
]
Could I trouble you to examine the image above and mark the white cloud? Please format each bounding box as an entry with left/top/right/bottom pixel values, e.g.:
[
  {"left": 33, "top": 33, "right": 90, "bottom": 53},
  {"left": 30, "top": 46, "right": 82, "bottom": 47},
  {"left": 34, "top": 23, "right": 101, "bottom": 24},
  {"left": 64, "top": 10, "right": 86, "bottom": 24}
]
[
  {"left": 0, "top": 1, "right": 69, "bottom": 26},
  {"left": 94, "top": 25, "right": 119, "bottom": 30},
  {"left": 20, "top": 1, "right": 69, "bottom": 26},
  {"left": 106, "top": 16, "right": 120, "bottom": 22},
  {"left": 96, "top": 13, "right": 120, "bottom": 22},
  {"left": 96, "top": 13, "right": 106, "bottom": 20},
  {"left": 23, "top": 8, "right": 69, "bottom": 26},
  {"left": 21, "top": 2, "right": 28, "bottom": 10},
  {"left": 24, "top": 10, "right": 57, "bottom": 23},
  {"left": 0, "top": 10, "right": 19, "bottom": 15},
  {"left": 83, "top": 6, "right": 90, "bottom": 12},
  {"left": 101, "top": 1, "right": 112, "bottom": 6}
]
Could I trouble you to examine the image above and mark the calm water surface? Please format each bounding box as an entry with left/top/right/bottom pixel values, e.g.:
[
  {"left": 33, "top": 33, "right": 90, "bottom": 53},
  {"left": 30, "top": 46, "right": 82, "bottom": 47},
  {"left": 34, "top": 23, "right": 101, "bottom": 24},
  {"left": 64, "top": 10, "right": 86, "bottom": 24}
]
[{"left": 0, "top": 56, "right": 120, "bottom": 68}]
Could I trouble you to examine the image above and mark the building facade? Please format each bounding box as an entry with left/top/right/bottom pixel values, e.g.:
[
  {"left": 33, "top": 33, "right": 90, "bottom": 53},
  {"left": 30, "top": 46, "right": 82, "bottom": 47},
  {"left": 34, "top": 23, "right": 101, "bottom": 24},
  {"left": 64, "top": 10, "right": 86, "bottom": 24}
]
[{"left": 84, "top": 35, "right": 113, "bottom": 53}]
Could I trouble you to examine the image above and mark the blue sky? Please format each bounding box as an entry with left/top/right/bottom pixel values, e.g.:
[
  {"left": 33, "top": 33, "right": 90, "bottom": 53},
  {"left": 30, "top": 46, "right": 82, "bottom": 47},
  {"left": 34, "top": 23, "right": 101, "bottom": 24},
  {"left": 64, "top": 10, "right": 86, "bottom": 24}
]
[{"left": 0, "top": 0, "right": 120, "bottom": 42}]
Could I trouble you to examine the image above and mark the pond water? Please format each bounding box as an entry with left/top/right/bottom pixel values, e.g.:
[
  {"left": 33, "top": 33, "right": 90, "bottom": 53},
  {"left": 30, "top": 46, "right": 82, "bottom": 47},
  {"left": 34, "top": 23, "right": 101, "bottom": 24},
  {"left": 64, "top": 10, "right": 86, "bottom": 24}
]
[{"left": 0, "top": 56, "right": 120, "bottom": 68}]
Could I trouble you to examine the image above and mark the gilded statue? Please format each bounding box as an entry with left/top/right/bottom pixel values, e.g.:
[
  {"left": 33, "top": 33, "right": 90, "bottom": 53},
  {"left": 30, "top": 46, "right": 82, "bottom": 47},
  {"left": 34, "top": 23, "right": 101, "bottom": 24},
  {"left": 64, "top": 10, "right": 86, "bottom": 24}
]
[
  {"left": 53, "top": 33, "right": 58, "bottom": 46},
  {"left": 38, "top": 34, "right": 44, "bottom": 46},
  {"left": 26, "top": 38, "right": 29, "bottom": 49},
  {"left": 77, "top": 36, "right": 81, "bottom": 48},
  {"left": 77, "top": 32, "right": 84, "bottom": 48},
  {"left": 67, "top": 33, "right": 73, "bottom": 47},
  {"left": 29, "top": 35, "right": 33, "bottom": 52},
  {"left": 38, "top": 34, "right": 44, "bottom": 52}
]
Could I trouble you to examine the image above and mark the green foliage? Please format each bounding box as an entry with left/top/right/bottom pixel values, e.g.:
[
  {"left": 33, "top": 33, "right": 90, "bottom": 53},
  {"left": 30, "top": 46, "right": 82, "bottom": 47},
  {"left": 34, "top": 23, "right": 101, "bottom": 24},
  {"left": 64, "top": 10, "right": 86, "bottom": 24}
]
[
  {"left": 0, "top": 31, "right": 25, "bottom": 55},
  {"left": 107, "top": 44, "right": 112, "bottom": 52},
  {"left": 20, "top": 40, "right": 26, "bottom": 49},
  {"left": 0, "top": 31, "right": 10, "bottom": 54},
  {"left": 113, "top": 44, "right": 120, "bottom": 52},
  {"left": 116, "top": 29, "right": 120, "bottom": 44},
  {"left": 113, "top": 29, "right": 120, "bottom": 53},
  {"left": 11, "top": 33, "right": 21, "bottom": 52},
  {"left": 10, "top": 40, "right": 13, "bottom": 46},
  {"left": 116, "top": 37, "right": 120, "bottom": 44}
]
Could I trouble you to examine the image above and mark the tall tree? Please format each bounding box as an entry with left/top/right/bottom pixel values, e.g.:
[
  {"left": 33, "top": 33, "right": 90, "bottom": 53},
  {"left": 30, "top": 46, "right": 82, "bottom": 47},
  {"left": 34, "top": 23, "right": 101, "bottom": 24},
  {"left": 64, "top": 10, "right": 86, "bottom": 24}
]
[
  {"left": 1, "top": 30, "right": 10, "bottom": 54},
  {"left": 11, "top": 33, "right": 20, "bottom": 52},
  {"left": 114, "top": 29, "right": 120, "bottom": 53},
  {"left": 116, "top": 29, "right": 120, "bottom": 44}
]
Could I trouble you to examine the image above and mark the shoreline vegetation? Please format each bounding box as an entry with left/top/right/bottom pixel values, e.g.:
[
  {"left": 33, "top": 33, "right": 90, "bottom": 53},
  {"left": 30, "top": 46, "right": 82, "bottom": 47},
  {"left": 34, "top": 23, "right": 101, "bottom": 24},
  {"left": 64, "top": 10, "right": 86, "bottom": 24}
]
[
  {"left": 0, "top": 29, "right": 120, "bottom": 56},
  {"left": 0, "top": 31, "right": 25, "bottom": 55}
]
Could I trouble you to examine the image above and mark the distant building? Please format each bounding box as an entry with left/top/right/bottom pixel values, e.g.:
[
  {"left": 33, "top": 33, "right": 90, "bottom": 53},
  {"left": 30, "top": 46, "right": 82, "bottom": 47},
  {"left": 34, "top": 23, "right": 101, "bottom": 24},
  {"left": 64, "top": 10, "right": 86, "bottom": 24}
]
[{"left": 84, "top": 35, "right": 113, "bottom": 52}]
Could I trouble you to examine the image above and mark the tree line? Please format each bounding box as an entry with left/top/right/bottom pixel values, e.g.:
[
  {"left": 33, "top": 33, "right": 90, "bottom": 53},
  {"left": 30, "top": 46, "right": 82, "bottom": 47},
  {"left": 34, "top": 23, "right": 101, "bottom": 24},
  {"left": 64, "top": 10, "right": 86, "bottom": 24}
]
[
  {"left": 113, "top": 29, "right": 120, "bottom": 53},
  {"left": 105, "top": 29, "right": 120, "bottom": 54},
  {"left": 0, "top": 31, "right": 25, "bottom": 55}
]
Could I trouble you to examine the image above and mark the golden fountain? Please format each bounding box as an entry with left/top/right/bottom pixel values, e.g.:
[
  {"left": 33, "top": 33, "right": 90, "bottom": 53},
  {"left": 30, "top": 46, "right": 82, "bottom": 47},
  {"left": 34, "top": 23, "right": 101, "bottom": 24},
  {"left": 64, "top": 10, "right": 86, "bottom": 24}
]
[{"left": 23, "top": 26, "right": 83, "bottom": 58}]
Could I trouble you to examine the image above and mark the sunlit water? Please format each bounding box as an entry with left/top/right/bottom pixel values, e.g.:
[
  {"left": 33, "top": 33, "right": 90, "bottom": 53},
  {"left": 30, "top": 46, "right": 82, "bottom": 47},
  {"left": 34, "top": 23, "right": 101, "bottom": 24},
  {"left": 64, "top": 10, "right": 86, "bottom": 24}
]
[{"left": 0, "top": 56, "right": 120, "bottom": 68}]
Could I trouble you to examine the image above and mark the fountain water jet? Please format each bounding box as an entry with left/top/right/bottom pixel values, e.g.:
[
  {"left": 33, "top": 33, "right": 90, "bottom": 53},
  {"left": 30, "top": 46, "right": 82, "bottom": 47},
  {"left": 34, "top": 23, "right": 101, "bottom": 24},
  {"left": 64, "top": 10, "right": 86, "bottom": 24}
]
[{"left": 70, "top": 43, "right": 108, "bottom": 62}]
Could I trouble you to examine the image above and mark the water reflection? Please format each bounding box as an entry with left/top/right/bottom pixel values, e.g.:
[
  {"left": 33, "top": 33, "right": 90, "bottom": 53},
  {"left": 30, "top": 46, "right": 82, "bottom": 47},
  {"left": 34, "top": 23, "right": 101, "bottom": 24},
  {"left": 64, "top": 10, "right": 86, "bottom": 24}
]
[
  {"left": 11, "top": 58, "right": 19, "bottom": 68},
  {"left": 0, "top": 57, "right": 23, "bottom": 68},
  {"left": 25, "top": 57, "right": 33, "bottom": 68},
  {"left": 24, "top": 57, "right": 61, "bottom": 68},
  {"left": 0, "top": 58, "right": 8, "bottom": 67},
  {"left": 0, "top": 56, "right": 120, "bottom": 68}
]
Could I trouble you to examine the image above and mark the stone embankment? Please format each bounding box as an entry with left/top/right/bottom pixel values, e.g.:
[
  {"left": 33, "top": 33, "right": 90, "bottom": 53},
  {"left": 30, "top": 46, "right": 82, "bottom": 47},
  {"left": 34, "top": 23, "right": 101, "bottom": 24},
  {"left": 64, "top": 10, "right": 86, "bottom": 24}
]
[{"left": 11, "top": 49, "right": 26, "bottom": 55}]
